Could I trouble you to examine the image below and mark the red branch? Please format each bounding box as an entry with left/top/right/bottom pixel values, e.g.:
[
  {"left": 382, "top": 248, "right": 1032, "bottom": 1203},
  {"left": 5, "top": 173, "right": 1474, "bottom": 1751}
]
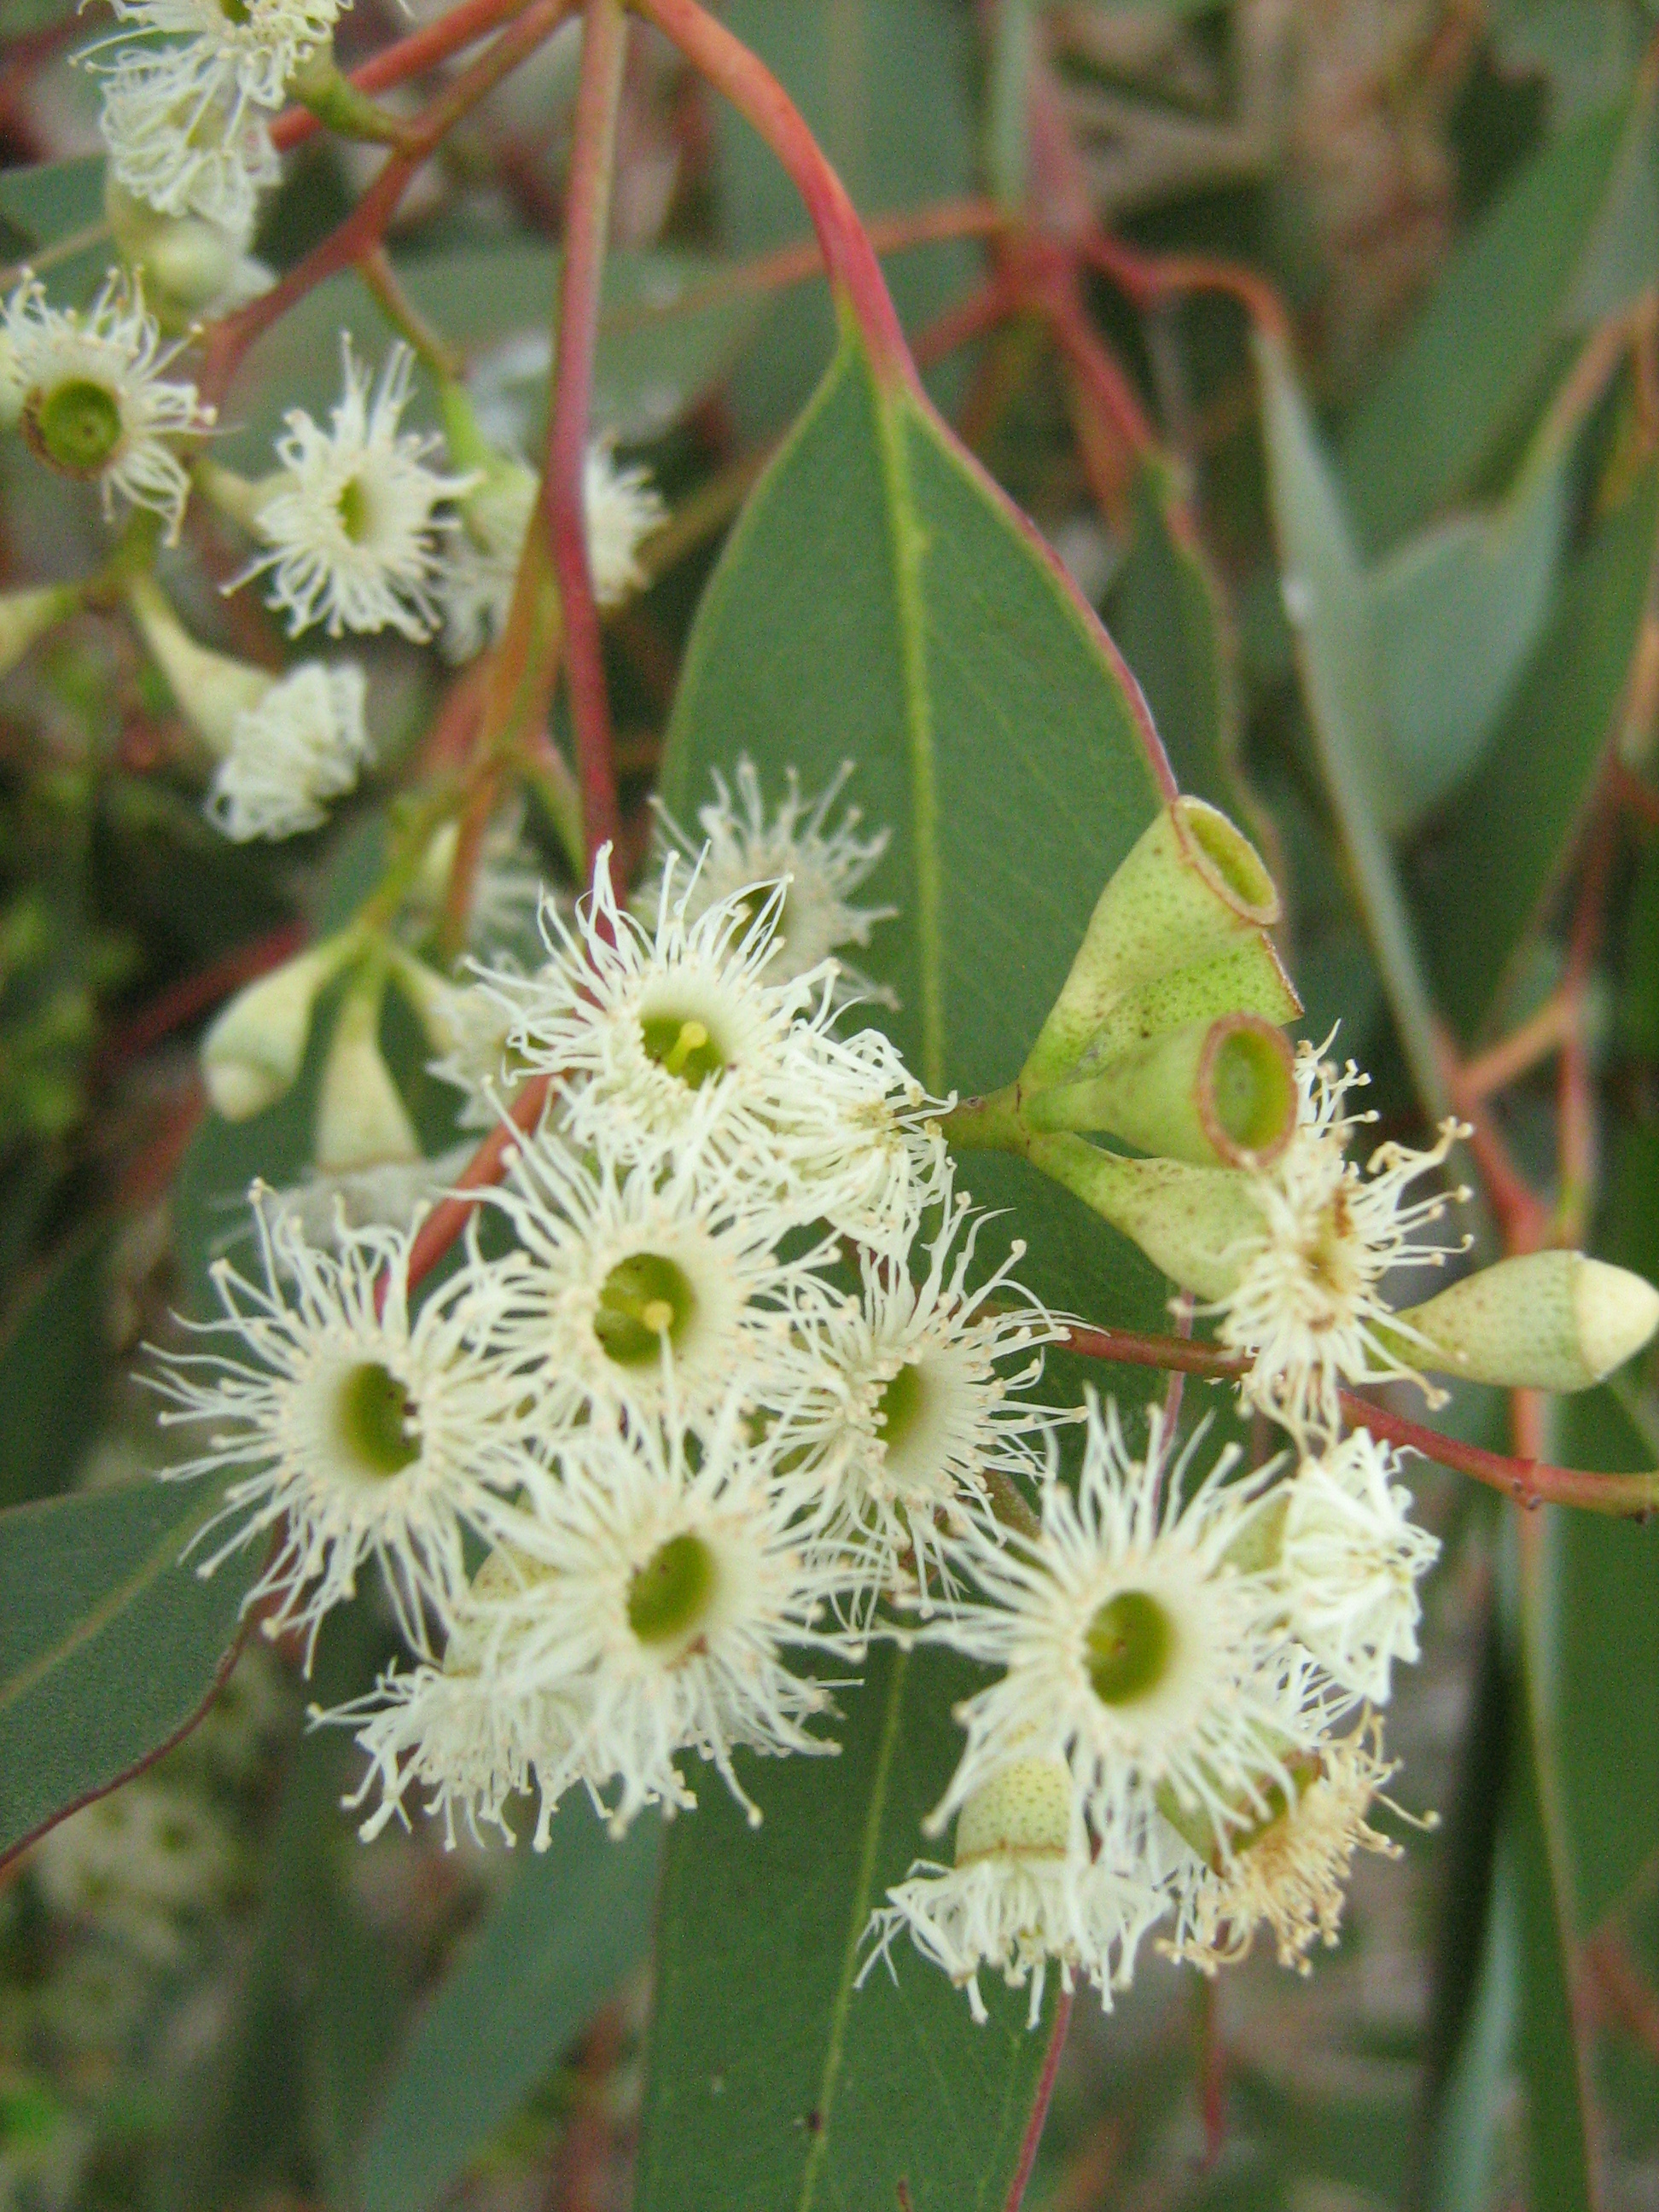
[
  {"left": 271, "top": 0, "right": 541, "bottom": 150},
  {"left": 400, "top": 1073, "right": 553, "bottom": 1296},
  {"left": 631, "top": 0, "right": 913, "bottom": 386},
  {"left": 1004, "top": 1992, "right": 1073, "bottom": 2212},
  {"left": 544, "top": 0, "right": 629, "bottom": 869},
  {"left": 201, "top": 0, "right": 575, "bottom": 405},
  {"left": 1062, "top": 1325, "right": 1659, "bottom": 1516},
  {"left": 94, "top": 923, "right": 306, "bottom": 1079}
]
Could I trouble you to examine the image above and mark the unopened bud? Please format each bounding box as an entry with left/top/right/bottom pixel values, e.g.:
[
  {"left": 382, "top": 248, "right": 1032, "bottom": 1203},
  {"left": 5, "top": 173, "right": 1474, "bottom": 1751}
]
[
  {"left": 126, "top": 573, "right": 270, "bottom": 754},
  {"left": 1024, "top": 799, "right": 1282, "bottom": 1089},
  {"left": 1028, "top": 1134, "right": 1264, "bottom": 1301},
  {"left": 387, "top": 947, "right": 466, "bottom": 1056},
  {"left": 288, "top": 41, "right": 409, "bottom": 145},
  {"left": 105, "top": 181, "right": 244, "bottom": 319},
  {"left": 1025, "top": 1012, "right": 1297, "bottom": 1170},
  {"left": 201, "top": 938, "right": 357, "bottom": 1119},
  {"left": 314, "top": 981, "right": 420, "bottom": 1173},
  {"left": 1398, "top": 1250, "right": 1659, "bottom": 1393},
  {"left": 0, "top": 583, "right": 79, "bottom": 682},
  {"left": 952, "top": 1759, "right": 1073, "bottom": 1862}
]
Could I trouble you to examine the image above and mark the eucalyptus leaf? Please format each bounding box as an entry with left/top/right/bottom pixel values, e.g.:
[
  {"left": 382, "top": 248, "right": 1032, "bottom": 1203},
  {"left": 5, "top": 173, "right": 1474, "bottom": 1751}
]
[
  {"left": 1422, "top": 463, "right": 1659, "bottom": 1041},
  {"left": 0, "top": 1479, "right": 251, "bottom": 1862},
  {"left": 0, "top": 157, "right": 106, "bottom": 255},
  {"left": 358, "top": 1803, "right": 660, "bottom": 2212},
  {"left": 0, "top": 1224, "right": 115, "bottom": 1507},
  {"left": 643, "top": 328, "right": 1176, "bottom": 2206},
  {"left": 1337, "top": 99, "right": 1628, "bottom": 552}
]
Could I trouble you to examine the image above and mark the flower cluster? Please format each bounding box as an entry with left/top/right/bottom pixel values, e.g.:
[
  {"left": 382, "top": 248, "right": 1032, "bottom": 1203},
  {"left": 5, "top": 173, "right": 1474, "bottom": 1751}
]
[{"left": 143, "top": 765, "right": 1464, "bottom": 2039}]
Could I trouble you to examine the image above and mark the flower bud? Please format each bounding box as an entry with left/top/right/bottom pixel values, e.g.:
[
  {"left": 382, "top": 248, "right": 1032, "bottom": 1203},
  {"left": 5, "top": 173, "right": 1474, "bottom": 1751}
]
[
  {"left": 387, "top": 947, "right": 467, "bottom": 1056},
  {"left": 0, "top": 583, "right": 79, "bottom": 682},
  {"left": 105, "top": 182, "right": 243, "bottom": 319},
  {"left": 1028, "top": 1134, "right": 1264, "bottom": 1300},
  {"left": 314, "top": 982, "right": 420, "bottom": 1173},
  {"left": 1025, "top": 1012, "right": 1297, "bottom": 1170},
  {"left": 201, "top": 939, "right": 356, "bottom": 1119},
  {"left": 1023, "top": 799, "right": 1282, "bottom": 1089},
  {"left": 125, "top": 574, "right": 271, "bottom": 754},
  {"left": 1397, "top": 1250, "right": 1659, "bottom": 1393},
  {"left": 954, "top": 1758, "right": 1073, "bottom": 1865}
]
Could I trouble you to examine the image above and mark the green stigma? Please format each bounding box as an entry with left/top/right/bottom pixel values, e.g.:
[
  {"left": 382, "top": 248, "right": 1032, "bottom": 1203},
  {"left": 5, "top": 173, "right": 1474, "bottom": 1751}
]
[
  {"left": 875, "top": 1359, "right": 924, "bottom": 1452},
  {"left": 336, "top": 474, "right": 372, "bottom": 543},
  {"left": 639, "top": 1013, "right": 725, "bottom": 1088}
]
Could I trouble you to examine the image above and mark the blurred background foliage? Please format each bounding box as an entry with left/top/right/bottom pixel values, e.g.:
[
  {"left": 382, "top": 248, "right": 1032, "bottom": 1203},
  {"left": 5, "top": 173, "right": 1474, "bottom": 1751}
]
[{"left": 0, "top": 0, "right": 1657, "bottom": 2206}]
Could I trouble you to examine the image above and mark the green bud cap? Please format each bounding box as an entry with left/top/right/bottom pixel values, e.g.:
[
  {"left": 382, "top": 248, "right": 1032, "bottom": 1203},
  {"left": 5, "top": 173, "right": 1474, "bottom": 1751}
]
[
  {"left": 1398, "top": 1250, "right": 1659, "bottom": 1393},
  {"left": 26, "top": 378, "right": 124, "bottom": 477},
  {"left": 954, "top": 1757, "right": 1072, "bottom": 1865},
  {"left": 125, "top": 573, "right": 271, "bottom": 754},
  {"left": 105, "top": 181, "right": 242, "bottom": 317},
  {"left": 1027, "top": 1134, "right": 1264, "bottom": 1301},
  {"left": 201, "top": 937, "right": 356, "bottom": 1119},
  {"left": 1084, "top": 936, "right": 1301, "bottom": 1068},
  {"left": 1024, "top": 799, "right": 1281, "bottom": 1090},
  {"left": 315, "top": 982, "right": 420, "bottom": 1172},
  {"left": 1025, "top": 1011, "right": 1297, "bottom": 1170},
  {"left": 626, "top": 1531, "right": 718, "bottom": 1653}
]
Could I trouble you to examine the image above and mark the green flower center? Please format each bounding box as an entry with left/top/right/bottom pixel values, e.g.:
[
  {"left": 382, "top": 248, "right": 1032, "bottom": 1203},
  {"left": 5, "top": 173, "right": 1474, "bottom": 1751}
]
[
  {"left": 336, "top": 474, "right": 373, "bottom": 543},
  {"left": 336, "top": 1360, "right": 420, "bottom": 1476},
  {"left": 218, "top": 0, "right": 252, "bottom": 24},
  {"left": 1085, "top": 1589, "right": 1174, "bottom": 1706},
  {"left": 1209, "top": 1027, "right": 1295, "bottom": 1155},
  {"left": 626, "top": 1531, "right": 717, "bottom": 1648},
  {"left": 639, "top": 1013, "right": 725, "bottom": 1088},
  {"left": 875, "top": 1359, "right": 924, "bottom": 1452},
  {"left": 32, "top": 379, "right": 123, "bottom": 475},
  {"left": 592, "top": 1252, "right": 696, "bottom": 1365}
]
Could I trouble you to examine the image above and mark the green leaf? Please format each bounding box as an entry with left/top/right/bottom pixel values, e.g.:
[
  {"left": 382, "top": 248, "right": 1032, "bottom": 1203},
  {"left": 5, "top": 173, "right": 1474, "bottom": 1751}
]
[
  {"left": 218, "top": 243, "right": 764, "bottom": 469},
  {"left": 0, "top": 157, "right": 106, "bottom": 253},
  {"left": 1553, "top": 1387, "right": 1659, "bottom": 1928},
  {"left": 1254, "top": 327, "right": 1450, "bottom": 1118},
  {"left": 1107, "top": 461, "right": 1256, "bottom": 825},
  {"left": 358, "top": 1804, "right": 660, "bottom": 2212},
  {"left": 1422, "top": 462, "right": 1659, "bottom": 1040},
  {"left": 713, "top": 0, "right": 980, "bottom": 434},
  {"left": 0, "top": 1479, "right": 251, "bottom": 1862},
  {"left": 0, "top": 1225, "right": 115, "bottom": 1507},
  {"left": 1337, "top": 100, "right": 1628, "bottom": 552},
  {"left": 643, "top": 331, "right": 1174, "bottom": 2205},
  {"left": 1369, "top": 428, "right": 1572, "bottom": 829}
]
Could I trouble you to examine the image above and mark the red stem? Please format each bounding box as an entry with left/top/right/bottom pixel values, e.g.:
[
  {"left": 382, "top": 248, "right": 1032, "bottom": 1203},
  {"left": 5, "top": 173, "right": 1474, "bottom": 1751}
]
[
  {"left": 1004, "top": 1990, "right": 1073, "bottom": 2211},
  {"left": 400, "top": 1072, "right": 553, "bottom": 1297},
  {"left": 630, "top": 0, "right": 913, "bottom": 386},
  {"left": 95, "top": 922, "right": 306, "bottom": 1078},
  {"left": 544, "top": 0, "right": 628, "bottom": 870},
  {"left": 271, "top": 0, "right": 541, "bottom": 149},
  {"left": 201, "top": 0, "right": 575, "bottom": 405},
  {"left": 1062, "top": 1324, "right": 1659, "bottom": 1516}
]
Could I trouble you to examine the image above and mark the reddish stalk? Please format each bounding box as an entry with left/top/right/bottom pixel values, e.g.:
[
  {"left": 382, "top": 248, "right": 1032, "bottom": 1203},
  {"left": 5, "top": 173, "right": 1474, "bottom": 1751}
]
[
  {"left": 1610, "top": 759, "right": 1659, "bottom": 833},
  {"left": 400, "top": 1073, "right": 553, "bottom": 1297},
  {"left": 1081, "top": 230, "right": 1291, "bottom": 343},
  {"left": 1062, "top": 1324, "right": 1659, "bottom": 1516},
  {"left": 631, "top": 0, "right": 913, "bottom": 385},
  {"left": 543, "top": 0, "right": 629, "bottom": 869},
  {"left": 201, "top": 0, "right": 575, "bottom": 405},
  {"left": 95, "top": 923, "right": 306, "bottom": 1078},
  {"left": 271, "top": 0, "right": 543, "bottom": 149},
  {"left": 1458, "top": 991, "right": 1577, "bottom": 1101},
  {"left": 910, "top": 277, "right": 1016, "bottom": 373},
  {"left": 1004, "top": 1991, "right": 1073, "bottom": 2212}
]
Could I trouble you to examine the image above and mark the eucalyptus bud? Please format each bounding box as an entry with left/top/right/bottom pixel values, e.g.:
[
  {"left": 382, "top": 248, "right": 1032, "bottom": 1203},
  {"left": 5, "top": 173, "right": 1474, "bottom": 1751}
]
[
  {"left": 201, "top": 938, "right": 358, "bottom": 1119},
  {"left": 1023, "top": 799, "right": 1281, "bottom": 1090},
  {"left": 1083, "top": 935, "right": 1300, "bottom": 1068},
  {"left": 125, "top": 573, "right": 271, "bottom": 754},
  {"left": 1397, "top": 1250, "right": 1659, "bottom": 1393},
  {"left": 954, "top": 1758, "right": 1073, "bottom": 1865},
  {"left": 0, "top": 583, "right": 79, "bottom": 682},
  {"left": 314, "top": 979, "right": 420, "bottom": 1172},
  {"left": 1024, "top": 1012, "right": 1297, "bottom": 1171},
  {"left": 105, "top": 182, "right": 246, "bottom": 322}
]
